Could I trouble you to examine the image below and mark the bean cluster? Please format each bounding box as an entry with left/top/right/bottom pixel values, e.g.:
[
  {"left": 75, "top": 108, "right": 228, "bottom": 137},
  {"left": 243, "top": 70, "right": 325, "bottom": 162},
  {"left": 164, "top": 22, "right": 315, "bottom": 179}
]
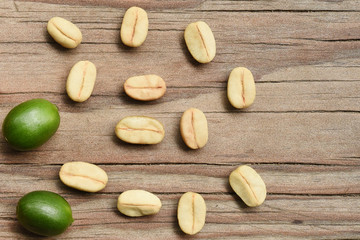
[{"left": 3, "top": 6, "right": 264, "bottom": 237}]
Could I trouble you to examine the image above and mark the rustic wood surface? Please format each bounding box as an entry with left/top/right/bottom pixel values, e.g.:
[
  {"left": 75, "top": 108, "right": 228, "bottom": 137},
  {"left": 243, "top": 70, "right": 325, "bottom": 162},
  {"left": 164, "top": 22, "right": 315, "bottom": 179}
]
[{"left": 1, "top": 0, "right": 360, "bottom": 239}]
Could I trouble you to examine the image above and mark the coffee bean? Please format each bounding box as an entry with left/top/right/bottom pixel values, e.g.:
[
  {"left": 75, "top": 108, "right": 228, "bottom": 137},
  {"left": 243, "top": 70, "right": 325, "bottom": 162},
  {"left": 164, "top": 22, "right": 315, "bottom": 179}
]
[
  {"left": 177, "top": 192, "right": 206, "bottom": 235},
  {"left": 120, "top": 7, "right": 148, "bottom": 47},
  {"left": 47, "top": 17, "right": 82, "bottom": 48},
  {"left": 117, "top": 190, "right": 162, "bottom": 217},
  {"left": 59, "top": 161, "right": 108, "bottom": 193},
  {"left": 184, "top": 21, "right": 216, "bottom": 63},
  {"left": 115, "top": 116, "right": 165, "bottom": 144},
  {"left": 66, "top": 61, "right": 97, "bottom": 102},
  {"left": 227, "top": 67, "right": 256, "bottom": 109},
  {"left": 180, "top": 108, "right": 208, "bottom": 149},
  {"left": 229, "top": 165, "right": 266, "bottom": 207}
]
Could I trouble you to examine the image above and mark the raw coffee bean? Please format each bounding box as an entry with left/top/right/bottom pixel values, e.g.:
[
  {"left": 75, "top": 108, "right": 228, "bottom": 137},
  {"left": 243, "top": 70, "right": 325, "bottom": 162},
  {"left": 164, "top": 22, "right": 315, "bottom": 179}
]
[
  {"left": 184, "top": 21, "right": 216, "bottom": 63},
  {"left": 177, "top": 192, "right": 206, "bottom": 235},
  {"left": 66, "top": 60, "right": 97, "bottom": 102},
  {"left": 227, "top": 67, "right": 256, "bottom": 109},
  {"left": 59, "top": 161, "right": 108, "bottom": 192},
  {"left": 117, "top": 190, "right": 162, "bottom": 217},
  {"left": 180, "top": 108, "right": 208, "bottom": 149},
  {"left": 120, "top": 6, "right": 148, "bottom": 47},
  {"left": 229, "top": 165, "right": 266, "bottom": 207},
  {"left": 115, "top": 116, "right": 165, "bottom": 144},
  {"left": 47, "top": 17, "right": 82, "bottom": 48},
  {"left": 124, "top": 74, "right": 166, "bottom": 101}
]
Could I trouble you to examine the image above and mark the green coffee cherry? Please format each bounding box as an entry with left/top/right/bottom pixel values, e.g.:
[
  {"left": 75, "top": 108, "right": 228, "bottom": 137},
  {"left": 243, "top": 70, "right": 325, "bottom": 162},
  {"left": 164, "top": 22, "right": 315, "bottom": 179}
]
[
  {"left": 2, "top": 99, "right": 60, "bottom": 151},
  {"left": 16, "top": 191, "right": 74, "bottom": 237}
]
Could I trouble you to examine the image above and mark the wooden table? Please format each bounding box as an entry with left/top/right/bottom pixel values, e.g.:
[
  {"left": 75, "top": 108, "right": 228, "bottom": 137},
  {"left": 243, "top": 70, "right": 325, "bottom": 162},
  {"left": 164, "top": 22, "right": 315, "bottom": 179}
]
[{"left": 1, "top": 0, "right": 360, "bottom": 239}]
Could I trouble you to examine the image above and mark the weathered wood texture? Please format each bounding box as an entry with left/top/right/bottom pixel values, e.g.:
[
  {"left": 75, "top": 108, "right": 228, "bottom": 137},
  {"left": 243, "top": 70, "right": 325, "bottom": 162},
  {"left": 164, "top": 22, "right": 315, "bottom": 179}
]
[{"left": 1, "top": 0, "right": 360, "bottom": 239}]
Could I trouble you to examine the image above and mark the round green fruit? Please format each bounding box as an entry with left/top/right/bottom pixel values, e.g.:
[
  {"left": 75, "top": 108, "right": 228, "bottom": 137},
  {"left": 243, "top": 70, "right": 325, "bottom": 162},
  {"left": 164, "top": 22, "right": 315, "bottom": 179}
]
[
  {"left": 2, "top": 98, "right": 60, "bottom": 151},
  {"left": 16, "top": 191, "right": 74, "bottom": 237}
]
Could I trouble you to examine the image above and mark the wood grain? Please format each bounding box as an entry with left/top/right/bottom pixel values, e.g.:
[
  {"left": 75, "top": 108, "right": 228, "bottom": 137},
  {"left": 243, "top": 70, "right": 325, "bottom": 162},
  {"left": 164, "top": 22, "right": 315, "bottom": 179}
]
[{"left": 1, "top": 0, "right": 360, "bottom": 239}]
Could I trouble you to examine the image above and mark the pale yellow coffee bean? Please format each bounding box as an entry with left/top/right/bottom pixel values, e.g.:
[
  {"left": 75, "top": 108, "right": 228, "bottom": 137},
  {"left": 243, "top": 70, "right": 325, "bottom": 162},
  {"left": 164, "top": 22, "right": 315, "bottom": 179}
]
[
  {"left": 117, "top": 190, "right": 162, "bottom": 217},
  {"left": 124, "top": 75, "right": 166, "bottom": 101},
  {"left": 115, "top": 116, "right": 165, "bottom": 144},
  {"left": 180, "top": 108, "right": 208, "bottom": 149},
  {"left": 229, "top": 165, "right": 266, "bottom": 207},
  {"left": 120, "top": 6, "right": 148, "bottom": 47},
  {"left": 59, "top": 161, "right": 108, "bottom": 192},
  {"left": 66, "top": 60, "right": 97, "bottom": 102},
  {"left": 47, "top": 17, "right": 82, "bottom": 48},
  {"left": 177, "top": 192, "right": 206, "bottom": 235},
  {"left": 184, "top": 21, "right": 216, "bottom": 63},
  {"left": 227, "top": 67, "right": 256, "bottom": 109}
]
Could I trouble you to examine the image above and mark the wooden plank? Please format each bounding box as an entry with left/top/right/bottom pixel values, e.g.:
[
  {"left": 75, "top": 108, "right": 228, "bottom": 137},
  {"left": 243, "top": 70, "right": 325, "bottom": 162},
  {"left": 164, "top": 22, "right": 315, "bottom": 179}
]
[
  {"left": 2, "top": 79, "right": 360, "bottom": 112},
  {"left": 0, "top": 164, "right": 359, "bottom": 195},
  {"left": 0, "top": 0, "right": 360, "bottom": 238},
  {"left": 1, "top": 109, "right": 359, "bottom": 165},
  {"left": 12, "top": 0, "right": 360, "bottom": 11},
  {"left": 1, "top": 193, "right": 360, "bottom": 239}
]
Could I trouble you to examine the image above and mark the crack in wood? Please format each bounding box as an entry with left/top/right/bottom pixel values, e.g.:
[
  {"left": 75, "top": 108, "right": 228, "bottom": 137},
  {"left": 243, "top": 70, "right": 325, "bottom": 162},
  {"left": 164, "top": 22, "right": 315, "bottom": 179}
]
[{"left": 12, "top": 0, "right": 19, "bottom": 12}]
